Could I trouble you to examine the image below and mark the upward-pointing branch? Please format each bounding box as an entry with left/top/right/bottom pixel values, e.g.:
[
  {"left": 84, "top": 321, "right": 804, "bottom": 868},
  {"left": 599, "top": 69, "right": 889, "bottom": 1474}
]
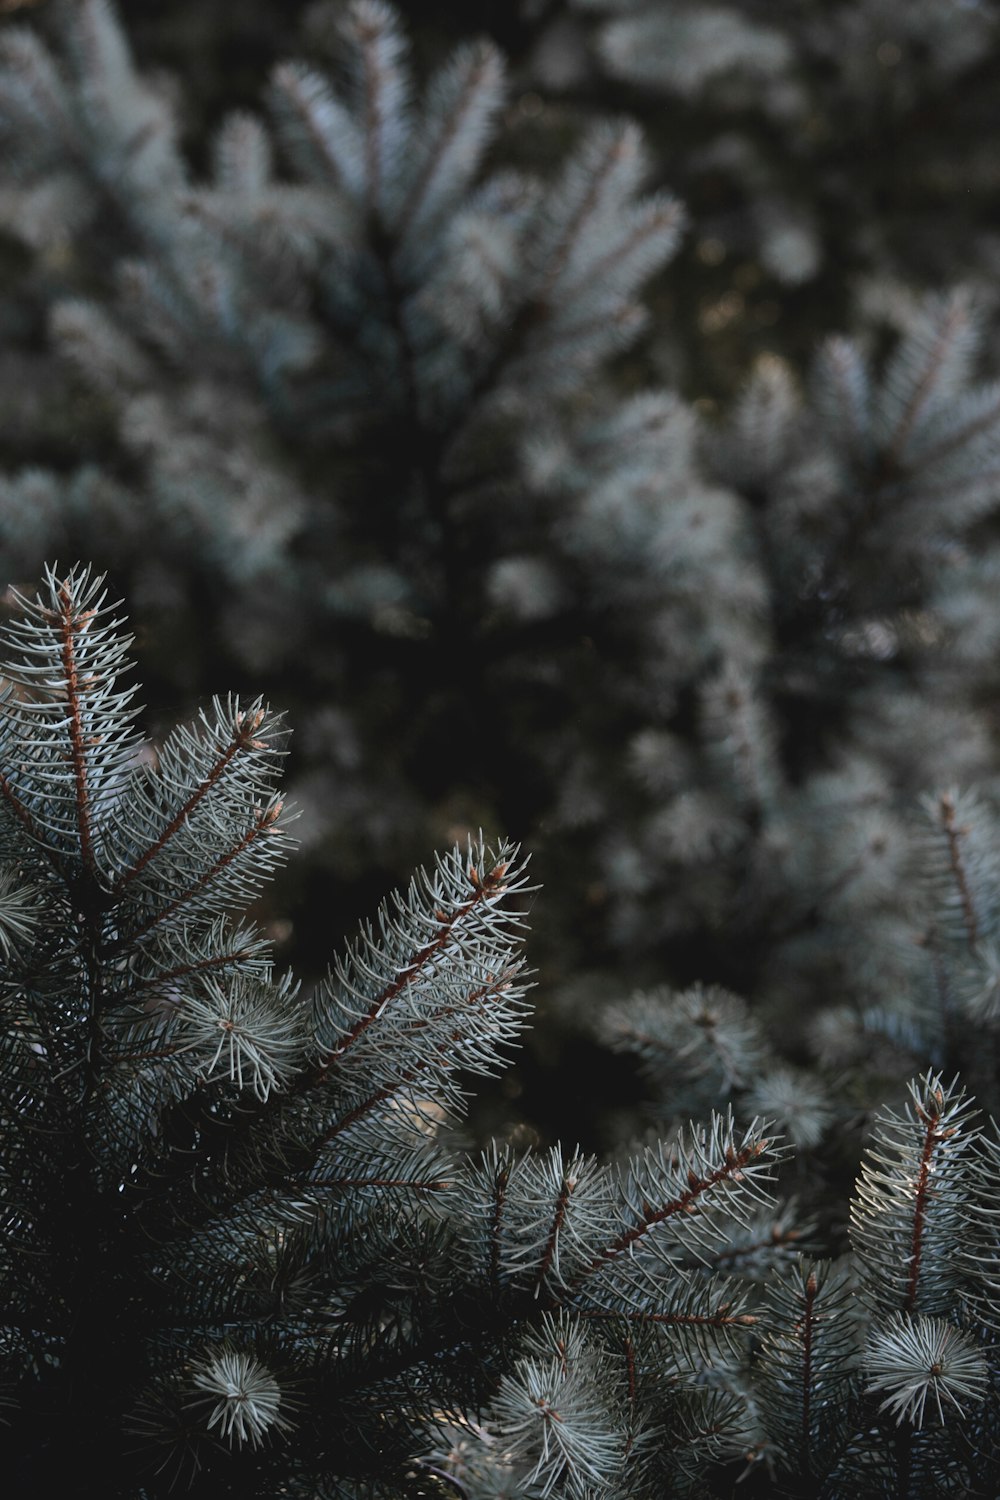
[
  {"left": 57, "top": 580, "right": 95, "bottom": 875},
  {"left": 111, "top": 709, "right": 267, "bottom": 896},
  {"left": 315, "top": 858, "right": 511, "bottom": 1079}
]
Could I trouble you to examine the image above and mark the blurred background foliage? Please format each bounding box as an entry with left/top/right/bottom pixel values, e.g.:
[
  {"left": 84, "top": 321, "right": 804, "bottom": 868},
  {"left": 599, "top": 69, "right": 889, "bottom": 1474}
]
[{"left": 4, "top": 0, "right": 1000, "bottom": 1171}]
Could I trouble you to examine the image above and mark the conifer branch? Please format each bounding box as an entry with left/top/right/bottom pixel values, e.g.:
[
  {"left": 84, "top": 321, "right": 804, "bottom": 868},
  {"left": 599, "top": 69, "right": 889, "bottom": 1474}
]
[
  {"left": 541, "top": 124, "right": 638, "bottom": 297},
  {"left": 801, "top": 1269, "right": 817, "bottom": 1462},
  {"left": 883, "top": 295, "right": 971, "bottom": 470},
  {"left": 354, "top": 2, "right": 396, "bottom": 218},
  {"left": 268, "top": 62, "right": 361, "bottom": 193},
  {"left": 815, "top": 335, "right": 869, "bottom": 456},
  {"left": 850, "top": 1074, "right": 978, "bottom": 1321},
  {"left": 315, "top": 1080, "right": 404, "bottom": 1150},
  {"left": 703, "top": 1221, "right": 804, "bottom": 1269},
  {"left": 109, "top": 939, "right": 265, "bottom": 1011},
  {"left": 0, "top": 767, "right": 47, "bottom": 849},
  {"left": 559, "top": 194, "right": 685, "bottom": 303},
  {"left": 622, "top": 1334, "right": 636, "bottom": 1455},
  {"left": 56, "top": 580, "right": 96, "bottom": 873},
  {"left": 390, "top": 964, "right": 526, "bottom": 1054},
  {"left": 396, "top": 42, "right": 502, "bottom": 239},
  {"left": 577, "top": 1305, "right": 757, "bottom": 1329},
  {"left": 904, "top": 1090, "right": 951, "bottom": 1313},
  {"left": 536, "top": 1173, "right": 576, "bottom": 1294},
  {"left": 935, "top": 791, "right": 980, "bottom": 950},
  {"left": 116, "top": 798, "right": 285, "bottom": 949},
  {"left": 315, "top": 966, "right": 519, "bottom": 1149},
  {"left": 915, "top": 382, "right": 1000, "bottom": 470},
  {"left": 576, "top": 1136, "right": 770, "bottom": 1285},
  {"left": 111, "top": 710, "right": 267, "bottom": 895},
  {"left": 314, "top": 855, "right": 518, "bottom": 1077},
  {"left": 289, "top": 1173, "right": 451, "bottom": 1192},
  {"left": 6, "top": 0, "right": 1000, "bottom": 1482}
]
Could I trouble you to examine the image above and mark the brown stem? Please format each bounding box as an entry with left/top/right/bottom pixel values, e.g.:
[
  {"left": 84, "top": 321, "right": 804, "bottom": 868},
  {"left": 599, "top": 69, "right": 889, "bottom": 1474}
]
[
  {"left": 938, "top": 792, "right": 979, "bottom": 949},
  {"left": 112, "top": 713, "right": 264, "bottom": 895},
  {"left": 576, "top": 1306, "right": 756, "bottom": 1329},
  {"left": 535, "top": 1175, "right": 575, "bottom": 1291},
  {"left": 356, "top": 10, "right": 386, "bottom": 217},
  {"left": 105, "top": 941, "right": 261, "bottom": 1012},
  {"left": 396, "top": 46, "right": 497, "bottom": 238},
  {"left": 315, "top": 969, "right": 514, "bottom": 1148},
  {"left": 314, "top": 859, "right": 509, "bottom": 1078},
  {"left": 884, "top": 297, "right": 970, "bottom": 470},
  {"left": 114, "top": 802, "right": 282, "bottom": 950},
  {"left": 801, "top": 1270, "right": 818, "bottom": 1470},
  {"left": 904, "top": 1098, "right": 945, "bottom": 1313},
  {"left": 559, "top": 198, "right": 684, "bottom": 304},
  {"left": 289, "top": 1174, "right": 450, "bottom": 1192},
  {"left": 58, "top": 582, "right": 95, "bottom": 874},
  {"left": 490, "top": 1159, "right": 509, "bottom": 1293},
  {"left": 574, "top": 1141, "right": 768, "bottom": 1287}
]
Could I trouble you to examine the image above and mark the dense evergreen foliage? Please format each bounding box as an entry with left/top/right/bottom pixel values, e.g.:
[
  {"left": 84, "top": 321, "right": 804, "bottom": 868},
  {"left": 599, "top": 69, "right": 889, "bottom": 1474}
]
[
  {"left": 4, "top": 568, "right": 1000, "bottom": 1497},
  {"left": 5, "top": 1, "right": 1000, "bottom": 1493}
]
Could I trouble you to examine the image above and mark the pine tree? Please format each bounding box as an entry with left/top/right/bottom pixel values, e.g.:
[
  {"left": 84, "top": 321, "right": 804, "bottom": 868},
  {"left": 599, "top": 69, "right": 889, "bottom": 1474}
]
[
  {"left": 7, "top": 3, "right": 1000, "bottom": 1485},
  {"left": 5, "top": 5, "right": 1000, "bottom": 1090},
  {"left": 8, "top": 567, "right": 1000, "bottom": 1495},
  {"left": 0, "top": 565, "right": 796, "bottom": 1497},
  {"left": 0, "top": 1, "right": 714, "bottom": 1023},
  {"left": 593, "top": 290, "right": 1000, "bottom": 1159},
  {"left": 553, "top": 0, "right": 1000, "bottom": 299}
]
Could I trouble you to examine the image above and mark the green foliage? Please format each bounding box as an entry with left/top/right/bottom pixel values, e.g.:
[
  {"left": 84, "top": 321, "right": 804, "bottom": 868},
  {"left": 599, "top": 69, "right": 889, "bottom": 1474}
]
[
  {"left": 5, "top": 0, "right": 1000, "bottom": 1123},
  {"left": 6, "top": 567, "right": 999, "bottom": 1495},
  {"left": 5, "top": 1, "right": 1000, "bottom": 1492},
  {"left": 0, "top": 568, "right": 789, "bottom": 1497},
  {"left": 0, "top": 567, "right": 529, "bottom": 1493}
]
